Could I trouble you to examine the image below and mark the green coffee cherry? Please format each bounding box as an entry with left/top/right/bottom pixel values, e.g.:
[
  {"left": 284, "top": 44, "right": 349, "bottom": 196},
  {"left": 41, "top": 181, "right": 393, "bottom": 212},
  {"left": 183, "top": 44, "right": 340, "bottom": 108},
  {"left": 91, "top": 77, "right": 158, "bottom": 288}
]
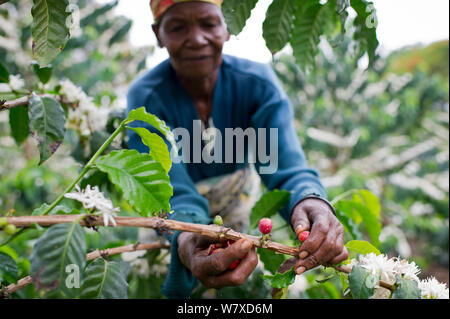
[
  {"left": 213, "top": 215, "right": 223, "bottom": 226},
  {"left": 4, "top": 224, "right": 16, "bottom": 235},
  {"left": 0, "top": 217, "right": 8, "bottom": 228}
]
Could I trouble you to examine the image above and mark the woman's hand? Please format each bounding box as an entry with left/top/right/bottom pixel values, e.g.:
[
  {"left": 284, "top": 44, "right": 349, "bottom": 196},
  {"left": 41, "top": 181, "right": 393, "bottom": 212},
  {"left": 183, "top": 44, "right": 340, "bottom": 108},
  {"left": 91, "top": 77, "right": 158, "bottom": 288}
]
[
  {"left": 290, "top": 198, "right": 348, "bottom": 275},
  {"left": 177, "top": 232, "right": 258, "bottom": 289}
]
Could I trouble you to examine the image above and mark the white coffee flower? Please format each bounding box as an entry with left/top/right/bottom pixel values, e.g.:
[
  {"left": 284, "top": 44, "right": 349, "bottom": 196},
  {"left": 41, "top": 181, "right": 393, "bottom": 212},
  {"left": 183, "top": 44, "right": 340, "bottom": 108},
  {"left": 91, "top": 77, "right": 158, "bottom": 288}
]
[
  {"left": 358, "top": 253, "right": 397, "bottom": 284},
  {"left": 9, "top": 74, "right": 25, "bottom": 91},
  {"left": 289, "top": 275, "right": 308, "bottom": 297},
  {"left": 64, "top": 184, "right": 119, "bottom": 227},
  {"left": 102, "top": 209, "right": 118, "bottom": 227},
  {"left": 393, "top": 258, "right": 421, "bottom": 282},
  {"left": 133, "top": 258, "right": 151, "bottom": 278},
  {"left": 149, "top": 253, "right": 170, "bottom": 277},
  {"left": 349, "top": 253, "right": 449, "bottom": 299},
  {"left": 60, "top": 79, "right": 109, "bottom": 136},
  {"left": 60, "top": 79, "right": 85, "bottom": 102},
  {"left": 418, "top": 277, "right": 449, "bottom": 299},
  {"left": 350, "top": 253, "right": 422, "bottom": 285},
  {"left": 121, "top": 250, "right": 147, "bottom": 262},
  {"left": 348, "top": 254, "right": 395, "bottom": 299}
]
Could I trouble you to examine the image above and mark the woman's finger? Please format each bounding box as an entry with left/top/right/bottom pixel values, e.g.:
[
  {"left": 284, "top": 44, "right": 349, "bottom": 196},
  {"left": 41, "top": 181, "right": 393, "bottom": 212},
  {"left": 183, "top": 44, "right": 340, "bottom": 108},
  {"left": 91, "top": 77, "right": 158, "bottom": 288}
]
[
  {"left": 202, "top": 248, "right": 258, "bottom": 288},
  {"left": 328, "top": 246, "right": 349, "bottom": 265},
  {"left": 202, "top": 238, "right": 253, "bottom": 275},
  {"left": 321, "top": 222, "right": 345, "bottom": 264},
  {"left": 297, "top": 216, "right": 330, "bottom": 258},
  {"left": 295, "top": 226, "right": 336, "bottom": 274}
]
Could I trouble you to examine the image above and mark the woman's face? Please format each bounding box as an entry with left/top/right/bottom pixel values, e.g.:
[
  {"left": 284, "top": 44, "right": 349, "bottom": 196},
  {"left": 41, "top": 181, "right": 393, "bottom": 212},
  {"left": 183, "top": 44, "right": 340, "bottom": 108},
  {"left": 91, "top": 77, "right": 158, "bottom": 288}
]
[{"left": 153, "top": 2, "right": 230, "bottom": 79}]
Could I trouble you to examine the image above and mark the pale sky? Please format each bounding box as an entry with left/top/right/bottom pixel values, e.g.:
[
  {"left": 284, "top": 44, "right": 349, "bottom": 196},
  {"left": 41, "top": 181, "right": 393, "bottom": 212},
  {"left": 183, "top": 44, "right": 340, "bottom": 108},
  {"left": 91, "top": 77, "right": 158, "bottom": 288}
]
[{"left": 97, "top": 0, "right": 449, "bottom": 67}]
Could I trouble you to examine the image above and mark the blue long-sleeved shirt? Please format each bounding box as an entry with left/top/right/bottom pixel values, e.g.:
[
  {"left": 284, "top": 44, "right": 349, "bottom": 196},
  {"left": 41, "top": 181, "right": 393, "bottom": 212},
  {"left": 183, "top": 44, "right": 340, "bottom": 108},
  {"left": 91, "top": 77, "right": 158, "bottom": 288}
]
[{"left": 126, "top": 54, "right": 327, "bottom": 299}]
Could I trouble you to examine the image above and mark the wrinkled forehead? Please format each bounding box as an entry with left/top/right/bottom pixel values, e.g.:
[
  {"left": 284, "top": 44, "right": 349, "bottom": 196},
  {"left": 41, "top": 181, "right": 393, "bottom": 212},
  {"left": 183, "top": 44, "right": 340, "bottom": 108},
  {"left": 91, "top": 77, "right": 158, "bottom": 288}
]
[
  {"left": 160, "top": 2, "right": 224, "bottom": 26},
  {"left": 151, "top": 0, "right": 223, "bottom": 24}
]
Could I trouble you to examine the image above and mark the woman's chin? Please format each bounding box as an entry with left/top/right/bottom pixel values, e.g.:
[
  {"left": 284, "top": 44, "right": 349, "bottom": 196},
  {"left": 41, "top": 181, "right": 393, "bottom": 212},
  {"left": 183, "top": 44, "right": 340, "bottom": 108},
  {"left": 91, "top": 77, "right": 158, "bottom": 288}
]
[
  {"left": 173, "top": 59, "right": 220, "bottom": 78},
  {"left": 179, "top": 66, "right": 217, "bottom": 78}
]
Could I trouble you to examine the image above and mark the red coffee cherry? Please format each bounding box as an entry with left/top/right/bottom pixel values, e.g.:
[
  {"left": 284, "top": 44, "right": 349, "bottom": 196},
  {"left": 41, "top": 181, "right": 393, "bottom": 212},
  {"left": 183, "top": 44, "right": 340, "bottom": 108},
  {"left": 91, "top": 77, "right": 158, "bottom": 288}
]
[
  {"left": 258, "top": 218, "right": 273, "bottom": 235},
  {"left": 298, "top": 231, "right": 310, "bottom": 243},
  {"left": 228, "top": 259, "right": 240, "bottom": 270},
  {"left": 208, "top": 241, "right": 241, "bottom": 270}
]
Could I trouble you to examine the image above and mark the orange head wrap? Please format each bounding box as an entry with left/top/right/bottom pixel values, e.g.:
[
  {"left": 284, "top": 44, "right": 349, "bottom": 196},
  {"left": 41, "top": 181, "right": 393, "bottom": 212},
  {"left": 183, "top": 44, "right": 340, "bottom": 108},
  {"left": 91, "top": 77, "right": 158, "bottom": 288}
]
[{"left": 150, "top": 0, "right": 223, "bottom": 23}]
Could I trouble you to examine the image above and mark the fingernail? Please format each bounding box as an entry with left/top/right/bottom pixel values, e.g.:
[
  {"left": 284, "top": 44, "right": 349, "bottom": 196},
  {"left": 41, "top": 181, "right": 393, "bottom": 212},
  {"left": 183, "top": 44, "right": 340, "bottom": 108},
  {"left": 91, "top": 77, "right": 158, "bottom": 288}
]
[
  {"left": 296, "top": 266, "right": 306, "bottom": 275},
  {"left": 299, "top": 251, "right": 309, "bottom": 259},
  {"left": 295, "top": 224, "right": 304, "bottom": 235}
]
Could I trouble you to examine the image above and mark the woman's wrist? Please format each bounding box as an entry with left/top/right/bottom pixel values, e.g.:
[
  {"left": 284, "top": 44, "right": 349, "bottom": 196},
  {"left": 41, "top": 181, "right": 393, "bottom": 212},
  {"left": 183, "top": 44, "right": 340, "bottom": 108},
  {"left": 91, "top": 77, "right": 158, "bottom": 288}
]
[{"left": 292, "top": 195, "right": 336, "bottom": 216}]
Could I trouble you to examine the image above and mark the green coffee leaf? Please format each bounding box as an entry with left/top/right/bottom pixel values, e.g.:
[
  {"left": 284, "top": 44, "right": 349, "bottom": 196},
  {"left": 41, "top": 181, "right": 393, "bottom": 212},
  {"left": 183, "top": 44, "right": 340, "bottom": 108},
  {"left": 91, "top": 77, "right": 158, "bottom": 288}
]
[
  {"left": 335, "top": 198, "right": 381, "bottom": 247},
  {"left": 335, "top": 208, "right": 363, "bottom": 240},
  {"left": 349, "top": 0, "right": 379, "bottom": 67},
  {"left": 263, "top": 0, "right": 298, "bottom": 54},
  {"left": 80, "top": 170, "right": 109, "bottom": 190},
  {"left": 80, "top": 258, "right": 128, "bottom": 299},
  {"left": 348, "top": 264, "right": 377, "bottom": 299},
  {"left": 291, "top": 1, "right": 335, "bottom": 71},
  {"left": 222, "top": 0, "right": 258, "bottom": 35},
  {"left": 28, "top": 93, "right": 66, "bottom": 165},
  {"left": 350, "top": 199, "right": 381, "bottom": 247},
  {"left": 339, "top": 272, "right": 349, "bottom": 294},
  {"left": 0, "top": 252, "right": 18, "bottom": 283},
  {"left": 0, "top": 246, "right": 18, "bottom": 260},
  {"left": 31, "top": 0, "right": 70, "bottom": 67},
  {"left": 392, "top": 276, "right": 421, "bottom": 299},
  {"left": 128, "top": 127, "right": 172, "bottom": 174},
  {"left": 250, "top": 190, "right": 290, "bottom": 230},
  {"left": 262, "top": 267, "right": 296, "bottom": 289},
  {"left": 257, "top": 248, "right": 286, "bottom": 275},
  {"left": 9, "top": 105, "right": 30, "bottom": 145},
  {"left": 126, "top": 107, "right": 177, "bottom": 154},
  {"left": 31, "top": 61, "right": 52, "bottom": 84},
  {"left": 32, "top": 203, "right": 76, "bottom": 216},
  {"left": 96, "top": 150, "right": 173, "bottom": 216},
  {"left": 345, "top": 240, "right": 381, "bottom": 256},
  {"left": 29, "top": 223, "right": 86, "bottom": 298},
  {"left": 108, "top": 20, "right": 132, "bottom": 46},
  {"left": 316, "top": 273, "right": 335, "bottom": 284},
  {"left": 356, "top": 189, "right": 380, "bottom": 217},
  {"left": 335, "top": 0, "right": 350, "bottom": 35},
  {"left": 0, "top": 61, "right": 9, "bottom": 83}
]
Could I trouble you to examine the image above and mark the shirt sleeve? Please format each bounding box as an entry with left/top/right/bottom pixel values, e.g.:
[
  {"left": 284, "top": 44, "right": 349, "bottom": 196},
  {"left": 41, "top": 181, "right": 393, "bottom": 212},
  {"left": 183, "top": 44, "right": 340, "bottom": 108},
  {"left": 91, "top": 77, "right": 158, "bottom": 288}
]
[
  {"left": 126, "top": 90, "right": 211, "bottom": 299},
  {"left": 250, "top": 68, "right": 328, "bottom": 225}
]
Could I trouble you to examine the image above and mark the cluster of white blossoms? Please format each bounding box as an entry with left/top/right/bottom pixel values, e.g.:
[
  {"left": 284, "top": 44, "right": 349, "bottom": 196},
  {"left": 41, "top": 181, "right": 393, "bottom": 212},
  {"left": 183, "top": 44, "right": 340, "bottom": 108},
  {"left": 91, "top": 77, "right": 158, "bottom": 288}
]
[
  {"left": 349, "top": 253, "right": 449, "bottom": 299},
  {"left": 418, "top": 277, "right": 450, "bottom": 299},
  {"left": 8, "top": 74, "right": 25, "bottom": 91},
  {"left": 64, "top": 184, "right": 119, "bottom": 227},
  {"left": 121, "top": 249, "right": 170, "bottom": 279},
  {"left": 59, "top": 79, "right": 109, "bottom": 137},
  {"left": 0, "top": 74, "right": 25, "bottom": 92},
  {"left": 122, "top": 250, "right": 151, "bottom": 278}
]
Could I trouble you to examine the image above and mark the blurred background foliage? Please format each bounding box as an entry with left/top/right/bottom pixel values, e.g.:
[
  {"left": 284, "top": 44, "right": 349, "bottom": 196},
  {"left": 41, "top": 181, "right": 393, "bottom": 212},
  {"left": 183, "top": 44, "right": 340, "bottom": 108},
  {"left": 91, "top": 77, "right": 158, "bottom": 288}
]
[
  {"left": 0, "top": 0, "right": 448, "bottom": 299},
  {"left": 272, "top": 36, "right": 449, "bottom": 289}
]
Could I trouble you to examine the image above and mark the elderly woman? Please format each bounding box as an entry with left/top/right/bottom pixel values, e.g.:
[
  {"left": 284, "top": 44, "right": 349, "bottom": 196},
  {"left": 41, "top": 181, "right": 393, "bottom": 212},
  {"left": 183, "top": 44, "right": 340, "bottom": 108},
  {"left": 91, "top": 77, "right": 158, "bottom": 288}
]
[{"left": 127, "top": 0, "right": 348, "bottom": 298}]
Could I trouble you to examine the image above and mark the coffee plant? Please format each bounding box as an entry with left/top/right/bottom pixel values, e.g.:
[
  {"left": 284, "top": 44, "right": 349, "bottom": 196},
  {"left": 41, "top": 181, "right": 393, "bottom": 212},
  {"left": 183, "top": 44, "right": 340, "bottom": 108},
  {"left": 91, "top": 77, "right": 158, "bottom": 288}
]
[{"left": 0, "top": 0, "right": 448, "bottom": 299}]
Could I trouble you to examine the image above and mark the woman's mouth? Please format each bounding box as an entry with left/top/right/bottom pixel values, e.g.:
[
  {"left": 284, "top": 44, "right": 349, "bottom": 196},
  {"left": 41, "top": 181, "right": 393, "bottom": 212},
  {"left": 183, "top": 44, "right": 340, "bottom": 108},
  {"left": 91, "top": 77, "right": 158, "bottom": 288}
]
[{"left": 183, "top": 55, "right": 211, "bottom": 62}]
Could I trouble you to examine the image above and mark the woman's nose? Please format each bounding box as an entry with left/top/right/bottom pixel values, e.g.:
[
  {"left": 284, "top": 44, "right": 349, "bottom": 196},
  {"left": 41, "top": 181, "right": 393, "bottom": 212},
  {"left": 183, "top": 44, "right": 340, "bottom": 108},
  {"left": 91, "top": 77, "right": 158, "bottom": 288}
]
[{"left": 186, "top": 26, "right": 208, "bottom": 47}]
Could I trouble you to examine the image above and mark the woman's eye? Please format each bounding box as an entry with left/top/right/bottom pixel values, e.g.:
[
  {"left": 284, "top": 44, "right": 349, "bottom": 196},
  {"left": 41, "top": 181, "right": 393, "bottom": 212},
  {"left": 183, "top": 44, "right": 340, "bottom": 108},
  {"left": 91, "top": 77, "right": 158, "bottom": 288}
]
[
  {"left": 170, "top": 25, "right": 184, "bottom": 32},
  {"left": 203, "top": 22, "right": 217, "bottom": 29}
]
